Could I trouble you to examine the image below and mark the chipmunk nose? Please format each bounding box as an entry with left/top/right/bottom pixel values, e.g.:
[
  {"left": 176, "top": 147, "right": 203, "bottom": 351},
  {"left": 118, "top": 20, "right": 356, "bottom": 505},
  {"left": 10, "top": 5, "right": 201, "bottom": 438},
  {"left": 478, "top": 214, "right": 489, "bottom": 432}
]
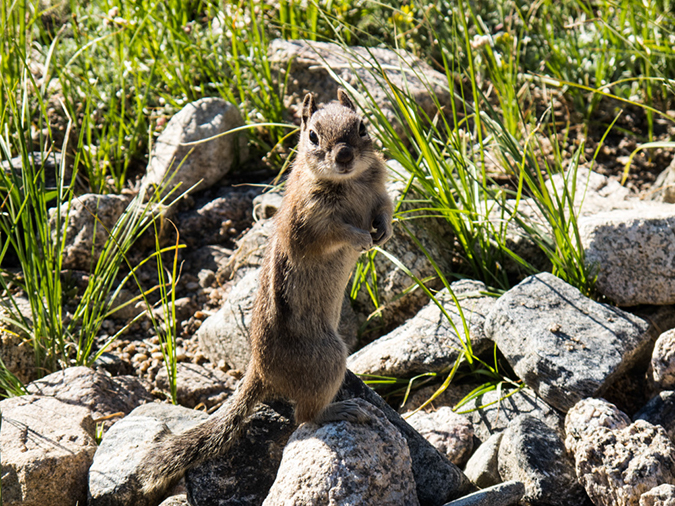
[{"left": 335, "top": 145, "right": 354, "bottom": 165}]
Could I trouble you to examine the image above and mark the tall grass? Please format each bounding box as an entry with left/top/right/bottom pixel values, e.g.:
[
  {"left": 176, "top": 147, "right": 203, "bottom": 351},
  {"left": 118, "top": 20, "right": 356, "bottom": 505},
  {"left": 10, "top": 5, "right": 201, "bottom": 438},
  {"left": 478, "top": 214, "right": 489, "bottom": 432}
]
[{"left": 1, "top": 0, "right": 673, "bottom": 402}]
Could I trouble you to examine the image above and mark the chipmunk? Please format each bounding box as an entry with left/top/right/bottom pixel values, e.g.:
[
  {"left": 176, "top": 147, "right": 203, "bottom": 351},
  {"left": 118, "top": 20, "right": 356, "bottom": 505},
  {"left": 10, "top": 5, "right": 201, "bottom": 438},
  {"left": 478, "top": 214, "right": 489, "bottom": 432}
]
[{"left": 138, "top": 89, "right": 393, "bottom": 496}]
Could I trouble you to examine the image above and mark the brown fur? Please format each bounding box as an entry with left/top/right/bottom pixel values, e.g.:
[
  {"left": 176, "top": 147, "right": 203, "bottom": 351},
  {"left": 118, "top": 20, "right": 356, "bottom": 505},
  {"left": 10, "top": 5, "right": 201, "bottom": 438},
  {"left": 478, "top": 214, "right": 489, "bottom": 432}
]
[{"left": 138, "top": 89, "right": 393, "bottom": 496}]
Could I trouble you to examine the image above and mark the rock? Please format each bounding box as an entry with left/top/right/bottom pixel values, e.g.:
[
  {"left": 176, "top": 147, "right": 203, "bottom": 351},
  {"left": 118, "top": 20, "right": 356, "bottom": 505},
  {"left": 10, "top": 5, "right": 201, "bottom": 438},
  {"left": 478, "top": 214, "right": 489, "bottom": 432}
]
[
  {"left": 154, "top": 362, "right": 238, "bottom": 409},
  {"left": 88, "top": 403, "right": 208, "bottom": 506},
  {"left": 175, "top": 186, "right": 258, "bottom": 248},
  {"left": 196, "top": 268, "right": 258, "bottom": 371},
  {"left": 107, "top": 288, "right": 145, "bottom": 321},
  {"left": 564, "top": 398, "right": 631, "bottom": 454},
  {"left": 186, "top": 401, "right": 296, "bottom": 506},
  {"left": 337, "top": 370, "right": 471, "bottom": 504},
  {"left": 580, "top": 205, "right": 675, "bottom": 306},
  {"left": 130, "top": 402, "right": 210, "bottom": 433},
  {"left": 26, "top": 366, "right": 153, "bottom": 431},
  {"left": 0, "top": 296, "right": 36, "bottom": 383},
  {"left": 498, "top": 415, "right": 589, "bottom": 506},
  {"left": 649, "top": 158, "right": 675, "bottom": 203},
  {"left": 441, "top": 481, "right": 525, "bottom": 506},
  {"left": 486, "top": 272, "right": 651, "bottom": 412},
  {"left": 641, "top": 484, "right": 675, "bottom": 506},
  {"left": 218, "top": 219, "right": 273, "bottom": 283},
  {"left": 0, "top": 395, "right": 97, "bottom": 506},
  {"left": 185, "top": 245, "right": 233, "bottom": 276},
  {"left": 399, "top": 382, "right": 479, "bottom": 414},
  {"left": 653, "top": 329, "right": 675, "bottom": 389},
  {"left": 634, "top": 391, "right": 675, "bottom": 442},
  {"left": 267, "top": 39, "right": 456, "bottom": 140},
  {"left": 263, "top": 399, "right": 420, "bottom": 506},
  {"left": 252, "top": 190, "right": 283, "bottom": 220},
  {"left": 348, "top": 280, "right": 495, "bottom": 378},
  {"left": 2, "top": 151, "right": 65, "bottom": 188},
  {"left": 144, "top": 97, "right": 248, "bottom": 197},
  {"left": 548, "top": 167, "right": 633, "bottom": 216},
  {"left": 153, "top": 296, "right": 196, "bottom": 325},
  {"left": 197, "top": 268, "right": 358, "bottom": 370},
  {"left": 463, "top": 432, "right": 503, "bottom": 488},
  {"left": 460, "top": 387, "right": 564, "bottom": 442},
  {"left": 574, "top": 420, "right": 675, "bottom": 506},
  {"left": 493, "top": 167, "right": 635, "bottom": 275},
  {"left": 93, "top": 351, "right": 135, "bottom": 376},
  {"left": 404, "top": 407, "right": 474, "bottom": 466},
  {"left": 159, "top": 495, "right": 189, "bottom": 506},
  {"left": 49, "top": 193, "right": 132, "bottom": 270}
]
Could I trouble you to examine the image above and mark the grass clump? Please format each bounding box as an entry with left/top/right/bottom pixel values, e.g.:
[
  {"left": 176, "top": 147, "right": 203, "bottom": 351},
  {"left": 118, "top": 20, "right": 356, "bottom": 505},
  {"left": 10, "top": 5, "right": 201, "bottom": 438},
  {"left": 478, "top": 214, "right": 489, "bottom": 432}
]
[{"left": 0, "top": 0, "right": 673, "bottom": 406}]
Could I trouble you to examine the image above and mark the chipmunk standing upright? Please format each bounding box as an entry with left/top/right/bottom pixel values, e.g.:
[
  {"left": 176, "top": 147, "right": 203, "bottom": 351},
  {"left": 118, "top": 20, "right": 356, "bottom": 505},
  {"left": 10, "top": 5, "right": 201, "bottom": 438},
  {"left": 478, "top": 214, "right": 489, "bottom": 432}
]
[{"left": 139, "top": 89, "right": 393, "bottom": 496}]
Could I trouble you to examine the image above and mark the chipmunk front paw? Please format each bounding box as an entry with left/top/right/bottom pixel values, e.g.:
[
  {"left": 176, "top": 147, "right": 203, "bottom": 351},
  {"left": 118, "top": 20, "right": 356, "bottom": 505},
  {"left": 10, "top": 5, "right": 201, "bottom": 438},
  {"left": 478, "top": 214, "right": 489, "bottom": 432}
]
[{"left": 371, "top": 214, "right": 393, "bottom": 246}]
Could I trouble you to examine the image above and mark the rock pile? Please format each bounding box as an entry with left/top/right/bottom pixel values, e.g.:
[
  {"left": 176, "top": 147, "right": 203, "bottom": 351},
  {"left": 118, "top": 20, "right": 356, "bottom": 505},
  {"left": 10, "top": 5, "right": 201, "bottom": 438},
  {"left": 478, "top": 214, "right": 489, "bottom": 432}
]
[{"left": 3, "top": 38, "right": 675, "bottom": 506}]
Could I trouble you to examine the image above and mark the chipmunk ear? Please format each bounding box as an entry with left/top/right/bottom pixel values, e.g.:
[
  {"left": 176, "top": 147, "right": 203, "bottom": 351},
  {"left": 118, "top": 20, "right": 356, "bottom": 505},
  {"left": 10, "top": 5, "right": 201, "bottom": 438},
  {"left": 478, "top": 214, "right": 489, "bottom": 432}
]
[
  {"left": 301, "top": 93, "right": 317, "bottom": 129},
  {"left": 337, "top": 88, "right": 356, "bottom": 111}
]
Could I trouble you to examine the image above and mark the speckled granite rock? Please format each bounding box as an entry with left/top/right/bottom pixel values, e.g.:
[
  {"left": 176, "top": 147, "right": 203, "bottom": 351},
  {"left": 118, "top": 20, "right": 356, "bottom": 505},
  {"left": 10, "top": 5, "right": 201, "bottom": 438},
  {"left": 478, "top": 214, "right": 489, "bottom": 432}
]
[
  {"left": 263, "top": 400, "right": 419, "bottom": 506},
  {"left": 486, "top": 272, "right": 651, "bottom": 412},
  {"left": 564, "top": 398, "right": 631, "bottom": 454},
  {"left": 574, "top": 420, "right": 675, "bottom": 506}
]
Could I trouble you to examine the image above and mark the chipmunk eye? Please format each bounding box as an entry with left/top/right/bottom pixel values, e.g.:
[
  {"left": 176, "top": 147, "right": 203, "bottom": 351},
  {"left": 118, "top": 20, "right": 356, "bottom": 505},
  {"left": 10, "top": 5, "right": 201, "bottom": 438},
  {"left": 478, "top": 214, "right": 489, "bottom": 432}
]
[
  {"left": 308, "top": 130, "right": 319, "bottom": 145},
  {"left": 358, "top": 121, "right": 367, "bottom": 137}
]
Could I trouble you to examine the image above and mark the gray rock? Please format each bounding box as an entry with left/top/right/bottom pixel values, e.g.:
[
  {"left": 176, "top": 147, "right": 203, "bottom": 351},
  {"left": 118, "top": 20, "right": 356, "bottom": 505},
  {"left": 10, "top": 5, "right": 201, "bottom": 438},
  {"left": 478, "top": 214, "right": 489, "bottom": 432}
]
[
  {"left": 26, "top": 366, "right": 153, "bottom": 429},
  {"left": 486, "top": 272, "right": 651, "bottom": 412},
  {"left": 186, "top": 401, "right": 296, "bottom": 506},
  {"left": 175, "top": 187, "right": 258, "bottom": 248},
  {"left": 442, "top": 481, "right": 525, "bottom": 506},
  {"left": 88, "top": 403, "right": 208, "bottom": 506},
  {"left": 574, "top": 420, "right": 675, "bottom": 506},
  {"left": 348, "top": 280, "right": 495, "bottom": 378},
  {"left": 498, "top": 415, "right": 589, "bottom": 506},
  {"left": 649, "top": 158, "right": 675, "bottom": 204},
  {"left": 144, "top": 97, "right": 248, "bottom": 197},
  {"left": 129, "top": 402, "right": 210, "bottom": 433},
  {"left": 107, "top": 288, "right": 145, "bottom": 321},
  {"left": 268, "top": 39, "right": 456, "bottom": 141},
  {"left": 493, "top": 168, "right": 636, "bottom": 275},
  {"left": 337, "top": 370, "right": 471, "bottom": 504},
  {"left": 93, "top": 351, "right": 135, "bottom": 376},
  {"left": 159, "top": 495, "right": 189, "bottom": 506},
  {"left": 154, "top": 363, "right": 238, "bottom": 409},
  {"left": 463, "top": 432, "right": 503, "bottom": 488},
  {"left": 49, "top": 193, "right": 132, "bottom": 270},
  {"left": 405, "top": 407, "right": 474, "bottom": 466},
  {"left": 653, "top": 329, "right": 675, "bottom": 389},
  {"left": 580, "top": 205, "right": 675, "bottom": 306},
  {"left": 252, "top": 190, "right": 283, "bottom": 220},
  {"left": 0, "top": 296, "right": 36, "bottom": 383},
  {"left": 197, "top": 269, "right": 258, "bottom": 371},
  {"left": 564, "top": 398, "right": 631, "bottom": 455},
  {"left": 263, "top": 399, "right": 419, "bottom": 506},
  {"left": 641, "top": 484, "right": 675, "bottom": 506},
  {"left": 218, "top": 219, "right": 273, "bottom": 283},
  {"left": 1, "top": 395, "right": 97, "bottom": 506},
  {"left": 185, "top": 245, "right": 233, "bottom": 276},
  {"left": 460, "top": 387, "right": 564, "bottom": 442},
  {"left": 399, "top": 382, "right": 479, "bottom": 414},
  {"left": 197, "top": 268, "right": 358, "bottom": 370},
  {"left": 634, "top": 391, "right": 675, "bottom": 442}
]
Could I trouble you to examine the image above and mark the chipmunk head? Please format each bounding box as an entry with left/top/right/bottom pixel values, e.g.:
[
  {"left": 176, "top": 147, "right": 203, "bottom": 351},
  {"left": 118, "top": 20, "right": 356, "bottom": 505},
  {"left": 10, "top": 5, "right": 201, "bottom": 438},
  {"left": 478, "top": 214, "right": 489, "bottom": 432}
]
[{"left": 299, "top": 89, "right": 376, "bottom": 181}]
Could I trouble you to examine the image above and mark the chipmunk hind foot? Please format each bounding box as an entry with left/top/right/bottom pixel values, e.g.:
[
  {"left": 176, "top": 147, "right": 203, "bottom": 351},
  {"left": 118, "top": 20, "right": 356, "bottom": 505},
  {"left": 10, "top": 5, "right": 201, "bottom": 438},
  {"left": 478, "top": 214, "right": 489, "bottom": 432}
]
[{"left": 315, "top": 400, "right": 372, "bottom": 424}]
